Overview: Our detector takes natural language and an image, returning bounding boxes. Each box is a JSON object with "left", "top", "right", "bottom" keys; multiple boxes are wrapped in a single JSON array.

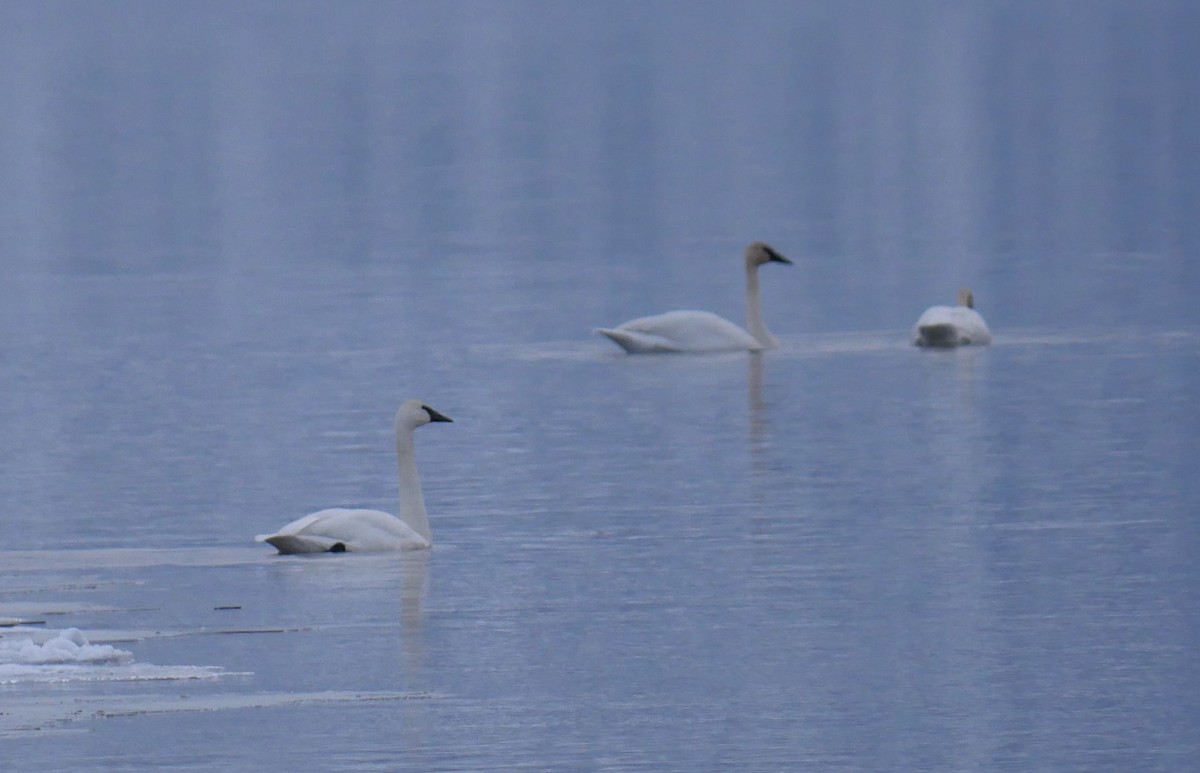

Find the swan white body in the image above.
[
  {"left": 596, "top": 310, "right": 762, "bottom": 353},
  {"left": 913, "top": 288, "right": 992, "bottom": 347},
  {"left": 596, "top": 241, "right": 792, "bottom": 353},
  {"left": 256, "top": 400, "right": 452, "bottom": 554}
]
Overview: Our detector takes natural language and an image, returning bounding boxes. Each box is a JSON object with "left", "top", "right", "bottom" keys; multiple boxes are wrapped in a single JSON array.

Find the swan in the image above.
[
  {"left": 913, "top": 288, "right": 992, "bottom": 347},
  {"left": 595, "top": 241, "right": 792, "bottom": 353},
  {"left": 256, "top": 400, "right": 452, "bottom": 554}
]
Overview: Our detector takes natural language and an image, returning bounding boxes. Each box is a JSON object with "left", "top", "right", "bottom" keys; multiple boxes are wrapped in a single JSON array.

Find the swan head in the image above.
[
  {"left": 396, "top": 399, "right": 454, "bottom": 431},
  {"left": 956, "top": 287, "right": 975, "bottom": 309},
  {"left": 744, "top": 241, "right": 793, "bottom": 269}
]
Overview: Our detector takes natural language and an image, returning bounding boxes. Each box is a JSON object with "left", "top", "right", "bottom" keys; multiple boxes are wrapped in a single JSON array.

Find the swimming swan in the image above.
[
  {"left": 913, "top": 288, "right": 992, "bottom": 347},
  {"left": 595, "top": 241, "right": 793, "bottom": 353},
  {"left": 256, "top": 400, "right": 452, "bottom": 554}
]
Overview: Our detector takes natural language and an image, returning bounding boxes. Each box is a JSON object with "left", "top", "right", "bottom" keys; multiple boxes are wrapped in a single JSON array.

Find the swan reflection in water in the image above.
[
  {"left": 748, "top": 351, "right": 769, "bottom": 481},
  {"left": 400, "top": 549, "right": 429, "bottom": 671}
]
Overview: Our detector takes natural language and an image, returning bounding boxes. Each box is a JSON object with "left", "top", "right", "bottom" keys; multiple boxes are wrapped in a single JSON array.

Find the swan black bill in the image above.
[
  {"left": 422, "top": 405, "right": 453, "bottom": 423},
  {"left": 766, "top": 247, "right": 793, "bottom": 265}
]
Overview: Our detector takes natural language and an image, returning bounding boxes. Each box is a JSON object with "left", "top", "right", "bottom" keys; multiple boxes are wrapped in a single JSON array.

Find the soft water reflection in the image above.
[
  {"left": 747, "top": 351, "right": 767, "bottom": 473},
  {"left": 400, "top": 550, "right": 429, "bottom": 671}
]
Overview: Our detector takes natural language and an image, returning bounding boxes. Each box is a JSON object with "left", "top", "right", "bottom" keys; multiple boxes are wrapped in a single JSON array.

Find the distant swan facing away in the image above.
[
  {"left": 595, "top": 241, "right": 793, "bottom": 353},
  {"left": 256, "top": 400, "right": 452, "bottom": 554},
  {"left": 913, "top": 288, "right": 992, "bottom": 347}
]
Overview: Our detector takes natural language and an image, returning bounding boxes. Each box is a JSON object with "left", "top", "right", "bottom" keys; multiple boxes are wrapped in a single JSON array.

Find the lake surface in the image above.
[{"left": 1, "top": 1, "right": 1198, "bottom": 770}]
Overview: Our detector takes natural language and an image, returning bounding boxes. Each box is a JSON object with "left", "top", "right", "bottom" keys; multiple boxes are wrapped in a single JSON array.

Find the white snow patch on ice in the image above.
[
  {"left": 0, "top": 628, "right": 233, "bottom": 685},
  {"left": 0, "top": 628, "right": 131, "bottom": 666}
]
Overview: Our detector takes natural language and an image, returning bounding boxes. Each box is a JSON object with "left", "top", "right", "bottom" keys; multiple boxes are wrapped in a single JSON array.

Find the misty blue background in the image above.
[{"left": 1, "top": 1, "right": 1197, "bottom": 770}]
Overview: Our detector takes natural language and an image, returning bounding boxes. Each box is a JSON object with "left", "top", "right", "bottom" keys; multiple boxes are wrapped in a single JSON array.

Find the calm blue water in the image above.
[{"left": 1, "top": 1, "right": 1198, "bottom": 770}]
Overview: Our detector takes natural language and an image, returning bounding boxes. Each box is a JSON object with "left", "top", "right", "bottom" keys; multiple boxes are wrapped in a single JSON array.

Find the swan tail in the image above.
[
  {"left": 257, "top": 533, "right": 346, "bottom": 554},
  {"left": 915, "top": 323, "right": 961, "bottom": 347},
  {"left": 594, "top": 327, "right": 676, "bottom": 354}
]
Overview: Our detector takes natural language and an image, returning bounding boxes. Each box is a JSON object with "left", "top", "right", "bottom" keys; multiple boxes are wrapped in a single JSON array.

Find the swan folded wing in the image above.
[
  {"left": 258, "top": 508, "right": 429, "bottom": 553},
  {"left": 951, "top": 307, "right": 991, "bottom": 345},
  {"left": 599, "top": 311, "right": 762, "bottom": 353},
  {"left": 594, "top": 327, "right": 680, "bottom": 353},
  {"left": 915, "top": 322, "right": 962, "bottom": 347},
  {"left": 913, "top": 306, "right": 960, "bottom": 346},
  {"left": 257, "top": 533, "right": 344, "bottom": 554}
]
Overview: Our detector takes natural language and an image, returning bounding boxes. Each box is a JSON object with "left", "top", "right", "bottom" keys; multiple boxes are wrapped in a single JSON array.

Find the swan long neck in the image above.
[
  {"left": 745, "top": 261, "right": 777, "bottom": 348},
  {"left": 395, "top": 425, "right": 431, "bottom": 542}
]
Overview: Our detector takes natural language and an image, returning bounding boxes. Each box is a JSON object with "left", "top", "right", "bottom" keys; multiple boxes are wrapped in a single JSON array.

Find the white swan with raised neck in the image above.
[
  {"left": 256, "top": 399, "right": 452, "bottom": 554},
  {"left": 595, "top": 241, "right": 793, "bottom": 353}
]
